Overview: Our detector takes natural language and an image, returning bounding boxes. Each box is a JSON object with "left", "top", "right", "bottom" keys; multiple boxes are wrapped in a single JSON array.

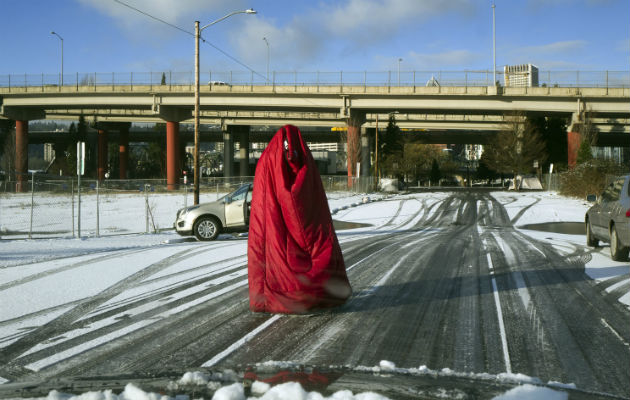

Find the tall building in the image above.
[
  {"left": 44, "top": 143, "right": 55, "bottom": 162},
  {"left": 504, "top": 64, "right": 539, "bottom": 87}
]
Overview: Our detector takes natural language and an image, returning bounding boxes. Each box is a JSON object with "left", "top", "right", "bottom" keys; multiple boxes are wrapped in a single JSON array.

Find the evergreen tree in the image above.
[
  {"left": 381, "top": 114, "right": 403, "bottom": 157},
  {"left": 576, "top": 140, "right": 593, "bottom": 164},
  {"left": 430, "top": 159, "right": 441, "bottom": 185}
]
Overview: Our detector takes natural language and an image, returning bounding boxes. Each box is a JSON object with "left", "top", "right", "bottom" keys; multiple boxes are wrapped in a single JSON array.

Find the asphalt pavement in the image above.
[{"left": 1, "top": 191, "right": 628, "bottom": 398}]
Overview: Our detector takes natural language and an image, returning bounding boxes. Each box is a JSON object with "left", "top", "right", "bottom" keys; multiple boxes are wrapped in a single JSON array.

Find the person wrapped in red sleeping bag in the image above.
[{"left": 247, "top": 124, "right": 352, "bottom": 314}]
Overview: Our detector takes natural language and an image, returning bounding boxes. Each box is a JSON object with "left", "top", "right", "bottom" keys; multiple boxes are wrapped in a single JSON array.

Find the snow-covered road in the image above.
[{"left": 0, "top": 190, "right": 628, "bottom": 398}]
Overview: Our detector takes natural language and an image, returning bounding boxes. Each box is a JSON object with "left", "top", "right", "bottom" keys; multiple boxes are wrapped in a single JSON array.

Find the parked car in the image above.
[
  {"left": 585, "top": 175, "right": 630, "bottom": 261},
  {"left": 208, "top": 80, "right": 230, "bottom": 86},
  {"left": 174, "top": 183, "right": 252, "bottom": 241}
]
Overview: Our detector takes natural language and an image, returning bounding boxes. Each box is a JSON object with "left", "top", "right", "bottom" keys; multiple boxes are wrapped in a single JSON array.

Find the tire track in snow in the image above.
[{"left": 0, "top": 242, "right": 246, "bottom": 371}]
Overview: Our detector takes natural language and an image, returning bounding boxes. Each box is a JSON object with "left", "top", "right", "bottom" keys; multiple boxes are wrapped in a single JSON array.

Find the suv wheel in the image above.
[
  {"left": 194, "top": 217, "right": 220, "bottom": 241},
  {"left": 586, "top": 220, "right": 598, "bottom": 247},
  {"left": 610, "top": 225, "right": 629, "bottom": 261}
]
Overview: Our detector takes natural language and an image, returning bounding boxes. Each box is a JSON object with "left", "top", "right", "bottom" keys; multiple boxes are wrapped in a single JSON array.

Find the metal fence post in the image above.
[
  {"left": 576, "top": 71, "right": 579, "bottom": 87},
  {"left": 77, "top": 170, "right": 82, "bottom": 238},
  {"left": 363, "top": 70, "right": 366, "bottom": 92},
  {"left": 71, "top": 179, "right": 75, "bottom": 237},
  {"left": 96, "top": 180, "right": 100, "bottom": 237},
  {"left": 413, "top": 71, "right": 416, "bottom": 92},
  {"left": 29, "top": 173, "right": 35, "bottom": 239},
  {"left": 145, "top": 184, "right": 150, "bottom": 234}
]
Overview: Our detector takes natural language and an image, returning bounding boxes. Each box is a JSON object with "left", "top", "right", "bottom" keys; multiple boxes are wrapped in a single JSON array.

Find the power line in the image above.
[
  {"left": 112, "top": 0, "right": 193, "bottom": 36},
  {"left": 110, "top": 0, "right": 265, "bottom": 80}
]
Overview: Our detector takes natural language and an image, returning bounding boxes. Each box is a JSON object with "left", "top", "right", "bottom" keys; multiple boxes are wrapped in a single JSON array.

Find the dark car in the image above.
[{"left": 585, "top": 175, "right": 630, "bottom": 261}]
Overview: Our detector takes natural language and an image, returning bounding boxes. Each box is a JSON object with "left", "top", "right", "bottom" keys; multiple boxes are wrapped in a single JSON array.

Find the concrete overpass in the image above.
[{"left": 1, "top": 82, "right": 628, "bottom": 190}]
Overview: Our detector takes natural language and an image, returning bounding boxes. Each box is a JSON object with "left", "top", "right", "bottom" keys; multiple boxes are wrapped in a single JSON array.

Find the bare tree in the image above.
[{"left": 482, "top": 112, "right": 548, "bottom": 185}]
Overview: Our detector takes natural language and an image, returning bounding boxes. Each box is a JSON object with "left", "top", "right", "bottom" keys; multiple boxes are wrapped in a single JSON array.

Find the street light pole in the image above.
[
  {"left": 193, "top": 9, "right": 256, "bottom": 205},
  {"left": 51, "top": 31, "right": 63, "bottom": 86},
  {"left": 492, "top": 2, "right": 496, "bottom": 86},
  {"left": 397, "top": 58, "right": 403, "bottom": 86},
  {"left": 194, "top": 21, "right": 200, "bottom": 205},
  {"left": 263, "top": 37, "right": 270, "bottom": 84}
]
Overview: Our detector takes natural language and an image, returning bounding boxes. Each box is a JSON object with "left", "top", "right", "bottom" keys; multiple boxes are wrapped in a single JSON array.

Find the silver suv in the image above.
[
  {"left": 585, "top": 175, "right": 630, "bottom": 261},
  {"left": 174, "top": 183, "right": 252, "bottom": 241}
]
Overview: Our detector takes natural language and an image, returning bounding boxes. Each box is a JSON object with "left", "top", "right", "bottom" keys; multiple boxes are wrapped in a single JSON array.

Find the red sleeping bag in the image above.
[{"left": 247, "top": 125, "right": 352, "bottom": 313}]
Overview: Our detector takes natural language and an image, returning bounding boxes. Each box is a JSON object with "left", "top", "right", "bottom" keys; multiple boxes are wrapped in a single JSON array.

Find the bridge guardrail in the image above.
[{"left": 0, "top": 70, "right": 628, "bottom": 91}]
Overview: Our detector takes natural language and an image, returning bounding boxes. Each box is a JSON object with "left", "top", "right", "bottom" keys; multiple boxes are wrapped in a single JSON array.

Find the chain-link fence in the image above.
[
  {"left": 1, "top": 70, "right": 628, "bottom": 90},
  {"left": 0, "top": 175, "right": 375, "bottom": 239},
  {"left": 542, "top": 173, "right": 561, "bottom": 192}
]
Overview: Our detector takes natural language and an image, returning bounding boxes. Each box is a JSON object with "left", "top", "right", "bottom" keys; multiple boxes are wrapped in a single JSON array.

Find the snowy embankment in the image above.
[
  {"left": 492, "top": 191, "right": 630, "bottom": 308},
  {"left": 28, "top": 363, "right": 573, "bottom": 400}
]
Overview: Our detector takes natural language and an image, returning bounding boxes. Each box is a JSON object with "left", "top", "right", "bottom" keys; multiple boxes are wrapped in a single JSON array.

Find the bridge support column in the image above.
[
  {"left": 97, "top": 129, "right": 108, "bottom": 181},
  {"left": 346, "top": 112, "right": 366, "bottom": 188},
  {"left": 567, "top": 131, "right": 581, "bottom": 169},
  {"left": 238, "top": 126, "right": 250, "bottom": 177},
  {"left": 119, "top": 125, "right": 129, "bottom": 179},
  {"left": 223, "top": 125, "right": 234, "bottom": 178},
  {"left": 166, "top": 121, "right": 180, "bottom": 190},
  {"left": 567, "top": 112, "right": 583, "bottom": 169},
  {"left": 15, "top": 120, "right": 28, "bottom": 192},
  {"left": 2, "top": 108, "right": 44, "bottom": 192}
]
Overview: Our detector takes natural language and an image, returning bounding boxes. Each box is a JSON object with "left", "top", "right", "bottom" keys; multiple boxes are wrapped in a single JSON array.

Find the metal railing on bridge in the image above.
[{"left": 0, "top": 70, "right": 628, "bottom": 91}]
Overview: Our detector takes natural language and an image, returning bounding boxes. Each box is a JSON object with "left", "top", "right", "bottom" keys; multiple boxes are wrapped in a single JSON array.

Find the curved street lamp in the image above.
[
  {"left": 194, "top": 9, "right": 257, "bottom": 205},
  {"left": 51, "top": 31, "right": 64, "bottom": 86}
]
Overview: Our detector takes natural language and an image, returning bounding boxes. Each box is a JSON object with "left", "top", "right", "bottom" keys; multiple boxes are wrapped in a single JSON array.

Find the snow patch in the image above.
[
  {"left": 44, "top": 383, "right": 174, "bottom": 400},
  {"left": 378, "top": 360, "right": 395, "bottom": 371},
  {"left": 547, "top": 381, "right": 577, "bottom": 390},
  {"left": 491, "top": 384, "right": 567, "bottom": 400},
  {"left": 251, "top": 381, "right": 271, "bottom": 396},
  {"left": 497, "top": 373, "right": 542, "bottom": 385},
  {"left": 178, "top": 371, "right": 209, "bottom": 386}
]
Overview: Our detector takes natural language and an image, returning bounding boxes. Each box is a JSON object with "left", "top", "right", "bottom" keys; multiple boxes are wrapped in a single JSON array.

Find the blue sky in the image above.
[{"left": 0, "top": 0, "right": 628, "bottom": 76}]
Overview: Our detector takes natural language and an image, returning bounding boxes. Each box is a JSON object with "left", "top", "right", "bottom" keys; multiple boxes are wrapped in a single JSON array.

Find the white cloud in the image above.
[
  {"left": 519, "top": 40, "right": 588, "bottom": 55},
  {"left": 228, "top": 0, "right": 475, "bottom": 70},
  {"left": 402, "top": 50, "right": 481, "bottom": 69},
  {"left": 77, "top": 0, "right": 245, "bottom": 40},
  {"left": 319, "top": 0, "right": 473, "bottom": 41},
  {"left": 503, "top": 40, "right": 590, "bottom": 69},
  {"left": 228, "top": 17, "right": 323, "bottom": 71}
]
